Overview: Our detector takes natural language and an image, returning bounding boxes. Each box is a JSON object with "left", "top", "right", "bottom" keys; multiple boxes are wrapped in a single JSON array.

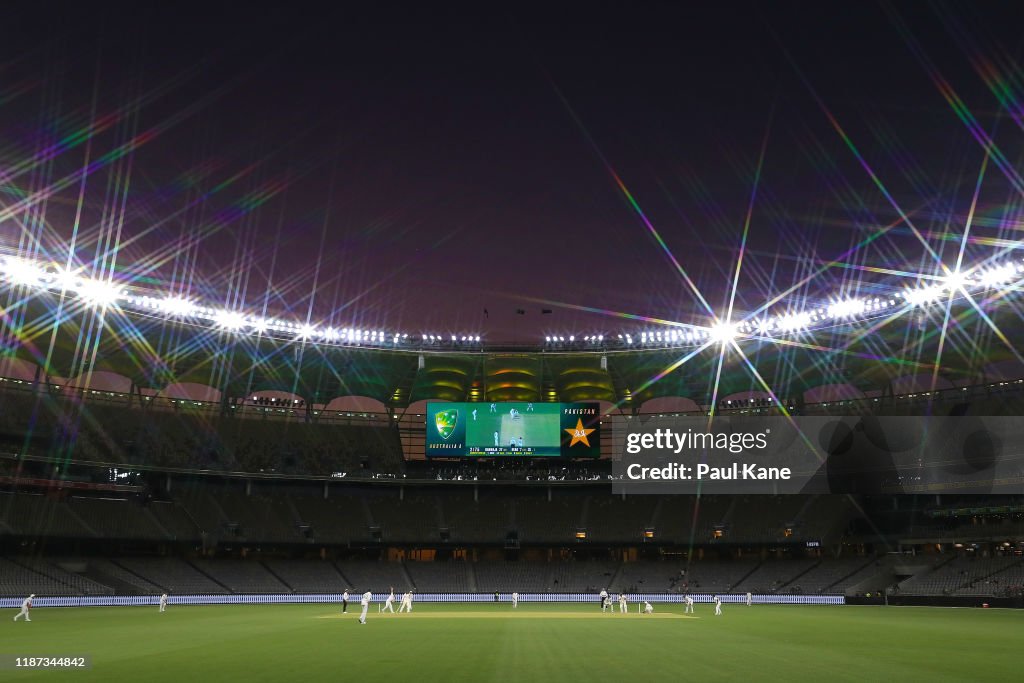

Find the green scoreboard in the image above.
[{"left": 425, "top": 402, "right": 601, "bottom": 458}]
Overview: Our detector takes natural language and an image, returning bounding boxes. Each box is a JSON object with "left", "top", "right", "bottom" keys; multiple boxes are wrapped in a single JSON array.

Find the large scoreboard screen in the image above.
[{"left": 425, "top": 402, "right": 600, "bottom": 458}]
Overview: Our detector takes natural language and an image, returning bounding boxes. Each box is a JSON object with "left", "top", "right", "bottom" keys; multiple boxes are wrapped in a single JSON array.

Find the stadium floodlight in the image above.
[
  {"left": 709, "top": 321, "right": 738, "bottom": 344},
  {"left": 827, "top": 298, "right": 866, "bottom": 319},
  {"left": 941, "top": 270, "right": 971, "bottom": 292},
  {"left": 298, "top": 324, "right": 318, "bottom": 339},
  {"left": 2, "top": 257, "right": 47, "bottom": 286},
  {"left": 978, "top": 264, "right": 1018, "bottom": 289},
  {"left": 250, "top": 317, "right": 269, "bottom": 333},
  {"left": 213, "top": 310, "right": 247, "bottom": 330},
  {"left": 903, "top": 285, "right": 944, "bottom": 307},
  {"left": 74, "top": 277, "right": 123, "bottom": 308},
  {"left": 160, "top": 296, "right": 197, "bottom": 317},
  {"left": 776, "top": 312, "right": 813, "bottom": 332}
]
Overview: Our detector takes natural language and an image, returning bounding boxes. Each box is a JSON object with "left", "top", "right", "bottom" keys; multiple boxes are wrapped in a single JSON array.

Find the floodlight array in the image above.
[
  {"left": 4, "top": 252, "right": 1022, "bottom": 352},
  {"left": 0, "top": 255, "right": 482, "bottom": 349},
  {"left": 545, "top": 259, "right": 1024, "bottom": 349}
]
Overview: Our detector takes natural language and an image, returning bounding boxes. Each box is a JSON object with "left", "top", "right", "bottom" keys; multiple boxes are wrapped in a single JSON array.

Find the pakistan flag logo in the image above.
[{"left": 435, "top": 409, "right": 458, "bottom": 440}]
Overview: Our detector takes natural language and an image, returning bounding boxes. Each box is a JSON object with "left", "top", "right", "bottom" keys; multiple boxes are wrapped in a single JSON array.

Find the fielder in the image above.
[
  {"left": 342, "top": 590, "right": 349, "bottom": 613},
  {"left": 382, "top": 588, "right": 395, "bottom": 613},
  {"left": 359, "top": 591, "right": 371, "bottom": 624},
  {"left": 618, "top": 593, "right": 628, "bottom": 613},
  {"left": 643, "top": 601, "right": 654, "bottom": 614},
  {"left": 13, "top": 594, "right": 34, "bottom": 622},
  {"left": 159, "top": 593, "right": 168, "bottom": 613},
  {"left": 684, "top": 595, "right": 694, "bottom": 614},
  {"left": 512, "top": 592, "right": 519, "bottom": 608},
  {"left": 746, "top": 592, "right": 752, "bottom": 607},
  {"left": 714, "top": 596, "right": 722, "bottom": 616},
  {"left": 599, "top": 588, "right": 608, "bottom": 611}
]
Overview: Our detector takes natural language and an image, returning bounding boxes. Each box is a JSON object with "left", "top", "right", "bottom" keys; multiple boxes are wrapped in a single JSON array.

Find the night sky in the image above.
[{"left": 3, "top": 1, "right": 1024, "bottom": 340}]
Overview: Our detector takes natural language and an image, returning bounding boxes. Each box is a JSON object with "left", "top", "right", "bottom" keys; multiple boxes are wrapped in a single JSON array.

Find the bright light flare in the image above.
[
  {"left": 2, "top": 257, "right": 46, "bottom": 286},
  {"left": 709, "top": 322, "right": 738, "bottom": 344},
  {"left": 904, "top": 285, "right": 944, "bottom": 307},
  {"left": 74, "top": 277, "right": 123, "bottom": 308},
  {"left": 941, "top": 271, "right": 971, "bottom": 292},
  {"left": 978, "top": 264, "right": 1020, "bottom": 289},
  {"left": 776, "top": 312, "right": 813, "bottom": 332},
  {"left": 827, "top": 298, "right": 866, "bottom": 319},
  {"left": 213, "top": 310, "right": 247, "bottom": 330},
  {"left": 159, "top": 297, "right": 197, "bottom": 317}
]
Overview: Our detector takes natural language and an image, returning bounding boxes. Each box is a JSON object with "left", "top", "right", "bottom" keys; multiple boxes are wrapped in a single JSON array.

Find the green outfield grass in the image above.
[{"left": 2, "top": 602, "right": 1020, "bottom": 682}]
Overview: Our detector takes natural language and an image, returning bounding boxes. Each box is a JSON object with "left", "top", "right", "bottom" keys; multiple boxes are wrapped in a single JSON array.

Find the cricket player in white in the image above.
[
  {"left": 599, "top": 589, "right": 608, "bottom": 611},
  {"left": 383, "top": 588, "right": 395, "bottom": 613},
  {"left": 746, "top": 592, "right": 752, "bottom": 607},
  {"left": 342, "top": 590, "right": 349, "bottom": 613},
  {"left": 643, "top": 601, "right": 654, "bottom": 614},
  {"left": 512, "top": 592, "right": 518, "bottom": 608},
  {"left": 714, "top": 596, "right": 722, "bottom": 616},
  {"left": 397, "top": 592, "right": 411, "bottom": 613},
  {"left": 159, "top": 593, "right": 168, "bottom": 613},
  {"left": 13, "top": 594, "right": 34, "bottom": 621},
  {"left": 359, "top": 591, "right": 371, "bottom": 624},
  {"left": 472, "top": 409, "right": 477, "bottom": 421},
  {"left": 490, "top": 403, "right": 496, "bottom": 412},
  {"left": 618, "top": 593, "right": 628, "bottom": 613},
  {"left": 684, "top": 596, "right": 694, "bottom": 614},
  {"left": 494, "top": 431, "right": 499, "bottom": 447}
]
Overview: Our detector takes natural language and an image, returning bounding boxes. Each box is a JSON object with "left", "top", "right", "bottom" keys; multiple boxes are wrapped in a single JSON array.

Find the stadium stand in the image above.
[
  {"left": 548, "top": 560, "right": 620, "bottom": 593},
  {"left": 405, "top": 560, "right": 473, "bottom": 592},
  {"left": 0, "top": 492, "right": 93, "bottom": 537},
  {"left": 261, "top": 560, "right": 346, "bottom": 593},
  {"left": 0, "top": 557, "right": 83, "bottom": 597},
  {"left": 115, "top": 558, "right": 226, "bottom": 594},
  {"left": 287, "top": 491, "right": 373, "bottom": 544},
  {"left": 678, "top": 560, "right": 760, "bottom": 594},
  {"left": 438, "top": 491, "right": 513, "bottom": 543},
  {"left": 364, "top": 490, "right": 442, "bottom": 543},
  {"left": 65, "top": 496, "right": 167, "bottom": 539},
  {"left": 899, "top": 555, "right": 1021, "bottom": 596},
  {"left": 473, "top": 561, "right": 552, "bottom": 593},
  {"left": 781, "top": 556, "right": 877, "bottom": 594},
  {"left": 732, "top": 559, "right": 820, "bottom": 594},
  {"left": 334, "top": 560, "right": 412, "bottom": 593},
  {"left": 12, "top": 558, "right": 113, "bottom": 595},
  {"left": 189, "top": 560, "right": 291, "bottom": 594}
]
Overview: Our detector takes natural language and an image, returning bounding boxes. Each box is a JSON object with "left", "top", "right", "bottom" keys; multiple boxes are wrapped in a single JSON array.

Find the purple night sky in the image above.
[{"left": 3, "top": 2, "right": 1024, "bottom": 341}]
